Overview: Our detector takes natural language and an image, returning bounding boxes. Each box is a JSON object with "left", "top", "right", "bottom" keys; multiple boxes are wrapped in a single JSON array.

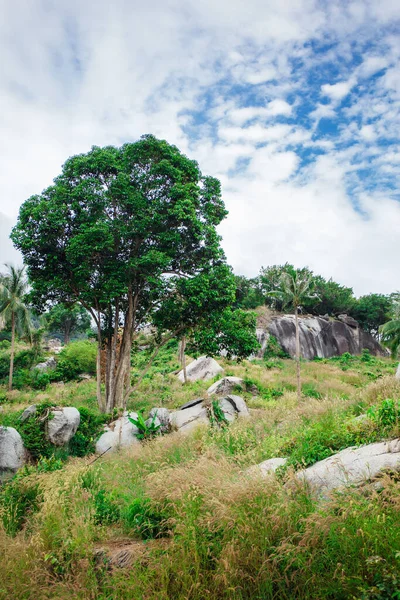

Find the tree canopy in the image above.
[{"left": 11, "top": 135, "right": 235, "bottom": 411}]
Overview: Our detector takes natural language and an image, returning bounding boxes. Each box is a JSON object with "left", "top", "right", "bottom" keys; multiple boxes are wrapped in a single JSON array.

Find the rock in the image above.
[
  {"left": 177, "top": 356, "right": 223, "bottom": 382},
  {"left": 207, "top": 377, "right": 245, "bottom": 396},
  {"left": 46, "top": 407, "right": 80, "bottom": 446},
  {"left": 43, "top": 338, "right": 62, "bottom": 353},
  {"left": 149, "top": 408, "right": 170, "bottom": 433},
  {"left": 19, "top": 404, "right": 37, "bottom": 422},
  {"left": 34, "top": 357, "right": 57, "bottom": 371},
  {"left": 266, "top": 315, "right": 385, "bottom": 360},
  {"left": 338, "top": 314, "right": 358, "bottom": 328},
  {"left": 95, "top": 412, "right": 140, "bottom": 454},
  {"left": 223, "top": 395, "right": 250, "bottom": 418},
  {"left": 0, "top": 427, "right": 25, "bottom": 480},
  {"left": 396, "top": 363, "right": 400, "bottom": 380},
  {"left": 256, "top": 328, "right": 269, "bottom": 358},
  {"left": 78, "top": 373, "right": 92, "bottom": 380},
  {"left": 246, "top": 457, "right": 288, "bottom": 477},
  {"left": 179, "top": 398, "right": 204, "bottom": 410},
  {"left": 170, "top": 402, "right": 209, "bottom": 432},
  {"left": 218, "top": 398, "right": 236, "bottom": 423},
  {"left": 297, "top": 439, "right": 400, "bottom": 493}
]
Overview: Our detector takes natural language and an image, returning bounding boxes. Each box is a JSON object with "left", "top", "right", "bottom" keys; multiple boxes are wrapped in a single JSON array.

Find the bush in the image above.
[
  {"left": 122, "top": 497, "right": 167, "bottom": 539},
  {"left": 0, "top": 475, "right": 42, "bottom": 536},
  {"left": 68, "top": 407, "right": 109, "bottom": 457},
  {"left": 53, "top": 340, "right": 97, "bottom": 381}
]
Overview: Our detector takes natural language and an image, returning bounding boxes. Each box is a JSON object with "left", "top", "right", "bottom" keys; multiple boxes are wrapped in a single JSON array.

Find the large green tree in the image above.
[
  {"left": 12, "top": 135, "right": 230, "bottom": 412},
  {"left": 0, "top": 265, "right": 32, "bottom": 391},
  {"left": 352, "top": 293, "right": 391, "bottom": 337}
]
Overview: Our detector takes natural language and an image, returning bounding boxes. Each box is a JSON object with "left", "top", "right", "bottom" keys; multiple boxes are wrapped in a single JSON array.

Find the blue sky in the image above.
[{"left": 1, "top": 0, "right": 400, "bottom": 295}]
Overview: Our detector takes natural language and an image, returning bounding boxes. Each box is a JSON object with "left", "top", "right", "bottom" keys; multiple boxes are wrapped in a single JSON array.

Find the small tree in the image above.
[
  {"left": 0, "top": 265, "right": 31, "bottom": 391},
  {"left": 379, "top": 318, "right": 400, "bottom": 359},
  {"left": 269, "top": 268, "right": 317, "bottom": 402},
  {"left": 45, "top": 303, "right": 91, "bottom": 344}
]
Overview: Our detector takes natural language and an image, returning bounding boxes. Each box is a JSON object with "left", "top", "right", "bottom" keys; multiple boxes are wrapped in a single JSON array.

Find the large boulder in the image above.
[
  {"left": 222, "top": 394, "right": 249, "bottom": 418},
  {"left": 177, "top": 356, "right": 223, "bottom": 382},
  {"left": 170, "top": 402, "right": 209, "bottom": 432},
  {"left": 207, "top": 377, "right": 245, "bottom": 396},
  {"left": 297, "top": 439, "right": 400, "bottom": 493},
  {"left": 19, "top": 404, "right": 37, "bottom": 422},
  {"left": 95, "top": 412, "right": 140, "bottom": 454},
  {"left": 0, "top": 427, "right": 26, "bottom": 480},
  {"left": 46, "top": 407, "right": 80, "bottom": 446},
  {"left": 266, "top": 315, "right": 385, "bottom": 360},
  {"left": 396, "top": 363, "right": 400, "bottom": 380}
]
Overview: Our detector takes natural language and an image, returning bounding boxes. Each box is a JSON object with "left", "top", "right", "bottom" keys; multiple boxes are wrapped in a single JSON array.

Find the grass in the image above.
[{"left": 0, "top": 342, "right": 399, "bottom": 599}]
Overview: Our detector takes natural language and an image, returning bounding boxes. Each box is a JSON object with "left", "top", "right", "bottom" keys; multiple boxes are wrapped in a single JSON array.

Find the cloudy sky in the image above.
[{"left": 1, "top": 0, "right": 400, "bottom": 296}]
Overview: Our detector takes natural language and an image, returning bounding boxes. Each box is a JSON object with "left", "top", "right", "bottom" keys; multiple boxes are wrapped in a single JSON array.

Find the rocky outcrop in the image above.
[
  {"left": 95, "top": 412, "right": 141, "bottom": 454},
  {"left": 264, "top": 315, "right": 385, "bottom": 360},
  {"left": 177, "top": 356, "right": 223, "bottom": 382},
  {"left": 148, "top": 408, "right": 170, "bottom": 433},
  {"left": 0, "top": 427, "right": 26, "bottom": 480},
  {"left": 171, "top": 395, "right": 249, "bottom": 432},
  {"left": 297, "top": 439, "right": 400, "bottom": 493},
  {"left": 46, "top": 407, "right": 80, "bottom": 446},
  {"left": 34, "top": 357, "right": 57, "bottom": 371}
]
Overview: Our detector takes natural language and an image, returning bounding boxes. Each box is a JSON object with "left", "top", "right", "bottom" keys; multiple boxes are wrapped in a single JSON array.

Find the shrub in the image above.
[
  {"left": 53, "top": 340, "right": 97, "bottom": 381},
  {"left": 264, "top": 335, "right": 289, "bottom": 359},
  {"left": 68, "top": 407, "right": 109, "bottom": 457},
  {"left": 122, "top": 497, "right": 167, "bottom": 539},
  {"left": 0, "top": 475, "right": 42, "bottom": 536}
]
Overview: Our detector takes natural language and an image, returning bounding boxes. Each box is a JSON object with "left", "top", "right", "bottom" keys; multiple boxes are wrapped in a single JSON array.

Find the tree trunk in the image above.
[
  {"left": 96, "top": 322, "right": 105, "bottom": 413},
  {"left": 8, "top": 311, "right": 15, "bottom": 392},
  {"left": 181, "top": 335, "right": 187, "bottom": 384},
  {"left": 294, "top": 306, "right": 301, "bottom": 402},
  {"left": 112, "top": 291, "right": 134, "bottom": 411}
]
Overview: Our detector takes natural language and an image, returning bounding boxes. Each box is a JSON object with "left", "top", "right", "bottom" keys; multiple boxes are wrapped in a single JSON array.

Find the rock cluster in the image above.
[
  {"left": 0, "top": 427, "right": 25, "bottom": 482},
  {"left": 177, "top": 356, "right": 223, "bottom": 382}
]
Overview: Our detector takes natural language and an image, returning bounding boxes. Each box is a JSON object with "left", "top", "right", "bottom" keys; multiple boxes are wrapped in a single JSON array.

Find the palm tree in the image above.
[
  {"left": 0, "top": 265, "right": 31, "bottom": 391},
  {"left": 379, "top": 319, "right": 400, "bottom": 359},
  {"left": 269, "top": 269, "right": 317, "bottom": 402}
]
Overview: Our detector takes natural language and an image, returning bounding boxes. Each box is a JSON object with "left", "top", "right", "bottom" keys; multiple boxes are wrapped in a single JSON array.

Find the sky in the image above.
[{"left": 1, "top": 0, "right": 400, "bottom": 297}]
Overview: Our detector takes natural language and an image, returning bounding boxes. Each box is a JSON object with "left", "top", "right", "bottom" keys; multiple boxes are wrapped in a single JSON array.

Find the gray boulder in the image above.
[
  {"left": 149, "top": 408, "right": 170, "bottom": 433},
  {"left": 338, "top": 314, "right": 358, "bottom": 328},
  {"left": 177, "top": 356, "right": 223, "bottom": 382},
  {"left": 34, "top": 357, "right": 57, "bottom": 371},
  {"left": 224, "top": 394, "right": 249, "bottom": 417},
  {"left": 218, "top": 398, "right": 236, "bottom": 423},
  {"left": 207, "top": 377, "right": 245, "bottom": 396},
  {"left": 47, "top": 407, "right": 80, "bottom": 446},
  {"left": 396, "top": 363, "right": 400, "bottom": 380},
  {"left": 0, "top": 427, "right": 26, "bottom": 480},
  {"left": 179, "top": 398, "right": 204, "bottom": 410},
  {"left": 95, "top": 412, "right": 140, "bottom": 454},
  {"left": 170, "top": 402, "right": 209, "bottom": 432},
  {"left": 297, "top": 439, "right": 400, "bottom": 493},
  {"left": 19, "top": 404, "right": 37, "bottom": 422},
  {"left": 246, "top": 457, "right": 288, "bottom": 477}
]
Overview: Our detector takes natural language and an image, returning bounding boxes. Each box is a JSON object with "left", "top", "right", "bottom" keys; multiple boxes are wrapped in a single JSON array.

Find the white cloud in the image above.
[{"left": 321, "top": 79, "right": 355, "bottom": 101}]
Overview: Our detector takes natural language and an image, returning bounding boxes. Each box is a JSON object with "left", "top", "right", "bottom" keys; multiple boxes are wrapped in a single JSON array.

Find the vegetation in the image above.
[
  {"left": 45, "top": 304, "right": 91, "bottom": 344},
  {"left": 0, "top": 265, "right": 32, "bottom": 391}
]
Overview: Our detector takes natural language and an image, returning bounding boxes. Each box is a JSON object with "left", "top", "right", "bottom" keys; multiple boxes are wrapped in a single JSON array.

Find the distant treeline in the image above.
[{"left": 234, "top": 263, "right": 399, "bottom": 336}]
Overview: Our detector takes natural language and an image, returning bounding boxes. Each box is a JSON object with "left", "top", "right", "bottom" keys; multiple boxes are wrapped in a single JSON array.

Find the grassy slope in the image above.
[{"left": 0, "top": 345, "right": 400, "bottom": 599}]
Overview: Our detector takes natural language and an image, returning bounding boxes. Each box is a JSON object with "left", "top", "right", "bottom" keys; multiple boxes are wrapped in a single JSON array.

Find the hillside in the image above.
[{"left": 1, "top": 340, "right": 400, "bottom": 599}]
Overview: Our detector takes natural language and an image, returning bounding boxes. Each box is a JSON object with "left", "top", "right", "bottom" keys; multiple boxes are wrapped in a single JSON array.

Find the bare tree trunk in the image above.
[
  {"left": 96, "top": 320, "right": 105, "bottom": 413},
  {"left": 8, "top": 311, "right": 15, "bottom": 392},
  {"left": 294, "top": 306, "right": 301, "bottom": 402},
  {"left": 181, "top": 335, "right": 187, "bottom": 384},
  {"left": 112, "top": 291, "right": 134, "bottom": 411}
]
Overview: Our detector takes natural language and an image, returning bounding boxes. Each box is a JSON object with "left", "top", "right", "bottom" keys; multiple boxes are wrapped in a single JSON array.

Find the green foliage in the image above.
[
  {"left": 68, "top": 406, "right": 109, "bottom": 457},
  {"left": 128, "top": 411, "right": 161, "bottom": 440},
  {"left": 367, "top": 398, "right": 400, "bottom": 428},
  {"left": 122, "top": 497, "right": 167, "bottom": 540},
  {"left": 92, "top": 489, "right": 121, "bottom": 525},
  {"left": 208, "top": 399, "right": 229, "bottom": 427},
  {"left": 380, "top": 317, "right": 400, "bottom": 358},
  {"left": 301, "top": 382, "right": 322, "bottom": 399},
  {"left": 233, "top": 274, "right": 264, "bottom": 309},
  {"left": 0, "top": 348, "right": 43, "bottom": 381},
  {"left": 264, "top": 334, "right": 289, "bottom": 359},
  {"left": 45, "top": 303, "right": 91, "bottom": 344},
  {"left": 54, "top": 340, "right": 97, "bottom": 381},
  {"left": 353, "top": 294, "right": 392, "bottom": 334},
  {"left": 15, "top": 402, "right": 55, "bottom": 460},
  {"left": 0, "top": 475, "right": 41, "bottom": 536}
]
